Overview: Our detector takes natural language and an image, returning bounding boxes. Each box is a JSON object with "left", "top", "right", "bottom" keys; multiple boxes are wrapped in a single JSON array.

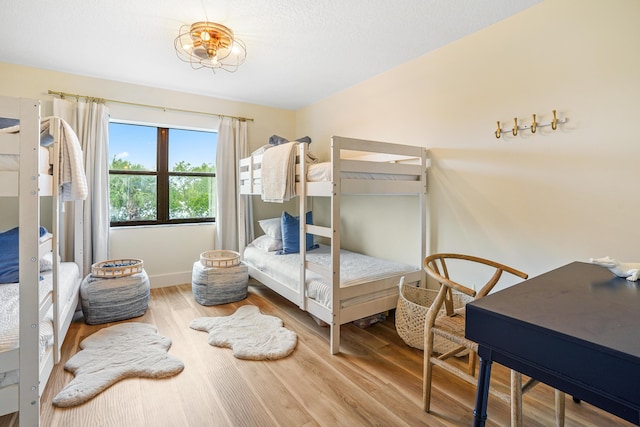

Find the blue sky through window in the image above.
[{"left": 109, "top": 122, "right": 217, "bottom": 171}]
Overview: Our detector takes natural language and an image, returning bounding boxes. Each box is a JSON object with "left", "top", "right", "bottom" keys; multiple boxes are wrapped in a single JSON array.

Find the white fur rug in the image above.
[
  {"left": 53, "top": 322, "right": 184, "bottom": 407},
  {"left": 190, "top": 305, "right": 297, "bottom": 360}
]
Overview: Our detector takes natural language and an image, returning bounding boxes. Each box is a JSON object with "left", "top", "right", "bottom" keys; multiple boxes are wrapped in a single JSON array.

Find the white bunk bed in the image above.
[
  {"left": 0, "top": 97, "right": 85, "bottom": 425},
  {"left": 239, "top": 136, "right": 428, "bottom": 354}
]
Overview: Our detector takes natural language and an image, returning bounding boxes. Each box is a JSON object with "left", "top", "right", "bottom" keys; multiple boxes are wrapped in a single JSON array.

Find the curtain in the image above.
[
  {"left": 53, "top": 98, "right": 110, "bottom": 274},
  {"left": 215, "top": 117, "right": 253, "bottom": 251}
]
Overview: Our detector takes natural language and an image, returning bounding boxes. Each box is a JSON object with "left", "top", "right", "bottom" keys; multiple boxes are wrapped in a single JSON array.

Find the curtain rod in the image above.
[{"left": 47, "top": 90, "right": 254, "bottom": 122}]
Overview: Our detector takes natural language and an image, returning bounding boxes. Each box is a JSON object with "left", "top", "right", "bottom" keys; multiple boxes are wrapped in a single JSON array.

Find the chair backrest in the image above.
[{"left": 423, "top": 253, "right": 528, "bottom": 319}]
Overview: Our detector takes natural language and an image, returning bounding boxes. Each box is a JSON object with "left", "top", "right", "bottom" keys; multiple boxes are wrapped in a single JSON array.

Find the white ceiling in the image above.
[{"left": 0, "top": 1, "right": 540, "bottom": 110}]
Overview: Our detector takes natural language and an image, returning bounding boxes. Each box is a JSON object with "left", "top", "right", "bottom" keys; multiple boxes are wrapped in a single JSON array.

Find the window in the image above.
[{"left": 109, "top": 122, "right": 217, "bottom": 226}]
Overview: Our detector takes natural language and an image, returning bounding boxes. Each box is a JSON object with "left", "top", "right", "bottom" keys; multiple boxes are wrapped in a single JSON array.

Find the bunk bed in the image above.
[
  {"left": 239, "top": 136, "right": 428, "bottom": 354},
  {"left": 0, "top": 97, "right": 85, "bottom": 425}
]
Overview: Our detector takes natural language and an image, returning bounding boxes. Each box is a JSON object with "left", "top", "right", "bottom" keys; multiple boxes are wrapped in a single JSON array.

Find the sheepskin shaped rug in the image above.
[
  {"left": 190, "top": 305, "right": 297, "bottom": 360},
  {"left": 53, "top": 322, "right": 184, "bottom": 407}
]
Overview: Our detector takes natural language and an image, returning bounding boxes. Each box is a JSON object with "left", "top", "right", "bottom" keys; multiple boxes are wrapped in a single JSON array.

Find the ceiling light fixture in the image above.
[{"left": 174, "top": 21, "right": 247, "bottom": 73}]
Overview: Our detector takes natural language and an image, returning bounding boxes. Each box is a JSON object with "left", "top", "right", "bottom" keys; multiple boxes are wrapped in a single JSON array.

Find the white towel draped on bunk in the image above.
[
  {"left": 45, "top": 117, "right": 88, "bottom": 201},
  {"left": 261, "top": 141, "right": 297, "bottom": 202},
  {"left": 3, "top": 116, "right": 88, "bottom": 201}
]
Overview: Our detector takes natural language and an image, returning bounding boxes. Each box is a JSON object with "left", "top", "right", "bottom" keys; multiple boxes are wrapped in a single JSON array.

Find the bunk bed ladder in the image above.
[
  {"left": 420, "top": 147, "right": 428, "bottom": 287},
  {"left": 329, "top": 138, "right": 341, "bottom": 355},
  {"left": 51, "top": 120, "right": 61, "bottom": 364},
  {"left": 18, "top": 98, "right": 42, "bottom": 427},
  {"left": 297, "top": 141, "right": 343, "bottom": 354},
  {"left": 298, "top": 145, "right": 307, "bottom": 313}
]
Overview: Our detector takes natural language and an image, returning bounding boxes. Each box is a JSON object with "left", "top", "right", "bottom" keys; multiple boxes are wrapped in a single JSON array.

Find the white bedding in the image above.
[
  {"left": 0, "top": 146, "right": 50, "bottom": 174},
  {"left": 243, "top": 243, "right": 418, "bottom": 308},
  {"left": 0, "top": 262, "right": 80, "bottom": 354},
  {"left": 305, "top": 162, "right": 420, "bottom": 182},
  {"left": 0, "top": 262, "right": 79, "bottom": 389}
]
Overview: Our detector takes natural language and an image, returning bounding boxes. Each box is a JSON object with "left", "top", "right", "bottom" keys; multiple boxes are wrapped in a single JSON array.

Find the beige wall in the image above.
[
  {"left": 4, "top": 0, "right": 639, "bottom": 289},
  {"left": 296, "top": 0, "right": 640, "bottom": 289},
  {"left": 0, "top": 63, "right": 295, "bottom": 287}
]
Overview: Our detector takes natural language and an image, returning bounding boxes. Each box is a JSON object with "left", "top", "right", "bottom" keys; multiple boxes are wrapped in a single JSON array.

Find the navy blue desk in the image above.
[{"left": 466, "top": 261, "right": 640, "bottom": 426}]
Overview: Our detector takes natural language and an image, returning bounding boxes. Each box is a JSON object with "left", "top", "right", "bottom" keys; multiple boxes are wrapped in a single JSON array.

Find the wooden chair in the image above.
[{"left": 422, "top": 253, "right": 565, "bottom": 426}]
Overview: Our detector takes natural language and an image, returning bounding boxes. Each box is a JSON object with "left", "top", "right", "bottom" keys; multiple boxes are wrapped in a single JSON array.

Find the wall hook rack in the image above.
[
  {"left": 495, "top": 110, "right": 567, "bottom": 139},
  {"left": 531, "top": 114, "right": 537, "bottom": 133}
]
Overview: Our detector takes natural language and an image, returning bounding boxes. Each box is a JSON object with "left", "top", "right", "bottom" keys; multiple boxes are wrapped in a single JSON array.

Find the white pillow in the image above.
[
  {"left": 250, "top": 235, "right": 283, "bottom": 252},
  {"left": 258, "top": 217, "right": 282, "bottom": 240},
  {"left": 40, "top": 252, "right": 53, "bottom": 272}
]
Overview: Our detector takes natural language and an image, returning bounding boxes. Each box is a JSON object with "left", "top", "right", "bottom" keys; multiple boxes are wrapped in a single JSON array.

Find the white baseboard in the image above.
[{"left": 148, "top": 271, "right": 191, "bottom": 288}]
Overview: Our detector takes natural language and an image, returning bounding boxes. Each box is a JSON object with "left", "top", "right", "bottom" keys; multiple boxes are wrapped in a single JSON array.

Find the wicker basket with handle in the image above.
[
  {"left": 200, "top": 250, "right": 241, "bottom": 268},
  {"left": 395, "top": 278, "right": 472, "bottom": 353},
  {"left": 91, "top": 259, "right": 144, "bottom": 278}
]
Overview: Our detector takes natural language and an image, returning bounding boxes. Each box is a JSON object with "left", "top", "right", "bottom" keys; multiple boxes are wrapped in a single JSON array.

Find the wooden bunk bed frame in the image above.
[
  {"left": 0, "top": 97, "right": 83, "bottom": 425},
  {"left": 239, "top": 136, "right": 428, "bottom": 354}
]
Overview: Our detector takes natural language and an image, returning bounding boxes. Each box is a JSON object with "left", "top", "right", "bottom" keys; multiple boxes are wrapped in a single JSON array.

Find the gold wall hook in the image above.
[
  {"left": 512, "top": 118, "right": 518, "bottom": 136},
  {"left": 531, "top": 114, "right": 537, "bottom": 133},
  {"left": 495, "top": 121, "right": 501, "bottom": 139},
  {"left": 551, "top": 110, "right": 558, "bottom": 130}
]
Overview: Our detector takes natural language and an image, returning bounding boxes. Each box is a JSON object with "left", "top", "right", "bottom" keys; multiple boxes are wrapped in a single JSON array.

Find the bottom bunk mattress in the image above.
[
  {"left": 0, "top": 262, "right": 80, "bottom": 388},
  {"left": 243, "top": 243, "right": 419, "bottom": 308}
]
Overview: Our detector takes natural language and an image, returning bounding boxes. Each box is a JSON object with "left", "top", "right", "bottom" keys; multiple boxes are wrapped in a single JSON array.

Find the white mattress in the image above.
[
  {"left": 0, "top": 262, "right": 79, "bottom": 389},
  {"left": 0, "top": 146, "right": 51, "bottom": 174},
  {"left": 243, "top": 243, "right": 418, "bottom": 308},
  {"left": 305, "top": 162, "right": 419, "bottom": 182},
  {"left": 0, "top": 262, "right": 80, "bottom": 354}
]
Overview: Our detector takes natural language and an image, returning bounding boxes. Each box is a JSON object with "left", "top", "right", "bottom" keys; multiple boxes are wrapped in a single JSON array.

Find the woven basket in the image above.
[
  {"left": 91, "top": 259, "right": 143, "bottom": 278},
  {"left": 192, "top": 261, "right": 248, "bottom": 306},
  {"left": 395, "top": 280, "right": 473, "bottom": 353},
  {"left": 200, "top": 250, "right": 241, "bottom": 268}
]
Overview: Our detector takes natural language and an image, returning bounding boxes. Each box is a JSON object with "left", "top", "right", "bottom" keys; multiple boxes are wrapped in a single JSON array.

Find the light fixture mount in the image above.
[{"left": 174, "top": 21, "right": 246, "bottom": 73}]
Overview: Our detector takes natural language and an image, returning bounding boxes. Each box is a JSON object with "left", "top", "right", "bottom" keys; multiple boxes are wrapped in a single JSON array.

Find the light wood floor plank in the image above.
[{"left": 1, "top": 280, "right": 635, "bottom": 427}]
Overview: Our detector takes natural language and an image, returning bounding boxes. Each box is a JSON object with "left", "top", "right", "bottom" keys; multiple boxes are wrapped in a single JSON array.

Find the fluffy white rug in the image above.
[
  {"left": 190, "top": 305, "right": 297, "bottom": 360},
  {"left": 53, "top": 322, "right": 184, "bottom": 407}
]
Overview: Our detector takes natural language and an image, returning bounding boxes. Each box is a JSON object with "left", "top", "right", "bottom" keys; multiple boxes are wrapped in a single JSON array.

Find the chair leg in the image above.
[
  {"left": 467, "top": 350, "right": 477, "bottom": 376},
  {"left": 555, "top": 389, "right": 565, "bottom": 427},
  {"left": 510, "top": 370, "right": 523, "bottom": 427},
  {"left": 422, "top": 331, "right": 435, "bottom": 412},
  {"left": 510, "top": 372, "right": 565, "bottom": 427}
]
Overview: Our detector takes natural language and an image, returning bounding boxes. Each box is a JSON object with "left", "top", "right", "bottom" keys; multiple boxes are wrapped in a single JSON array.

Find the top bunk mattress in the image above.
[
  {"left": 0, "top": 262, "right": 80, "bottom": 354},
  {"left": 240, "top": 139, "right": 427, "bottom": 198},
  {"left": 305, "top": 161, "right": 420, "bottom": 182},
  {"left": 243, "top": 243, "right": 419, "bottom": 308}
]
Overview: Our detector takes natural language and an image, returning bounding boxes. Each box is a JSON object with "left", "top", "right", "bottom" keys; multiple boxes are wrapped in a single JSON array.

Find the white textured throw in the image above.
[
  {"left": 190, "top": 305, "right": 297, "bottom": 360},
  {"left": 261, "top": 141, "right": 297, "bottom": 202},
  {"left": 45, "top": 117, "right": 89, "bottom": 201},
  {"left": 53, "top": 323, "right": 184, "bottom": 407},
  {"left": 0, "top": 116, "right": 88, "bottom": 201}
]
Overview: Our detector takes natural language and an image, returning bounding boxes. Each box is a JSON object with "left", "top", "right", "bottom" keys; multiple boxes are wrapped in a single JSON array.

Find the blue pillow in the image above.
[
  {"left": 0, "top": 117, "right": 54, "bottom": 146},
  {"left": 279, "top": 211, "right": 318, "bottom": 254},
  {"left": 0, "top": 117, "right": 19, "bottom": 129},
  {"left": 40, "top": 132, "right": 54, "bottom": 146},
  {"left": 0, "top": 226, "right": 48, "bottom": 284}
]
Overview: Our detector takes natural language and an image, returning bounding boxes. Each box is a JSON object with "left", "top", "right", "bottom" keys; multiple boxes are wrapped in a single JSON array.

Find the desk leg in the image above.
[{"left": 473, "top": 350, "right": 493, "bottom": 427}]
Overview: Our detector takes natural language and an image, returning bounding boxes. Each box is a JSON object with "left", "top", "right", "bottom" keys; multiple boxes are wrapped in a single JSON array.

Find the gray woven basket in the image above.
[
  {"left": 192, "top": 261, "right": 248, "bottom": 306},
  {"left": 395, "top": 280, "right": 472, "bottom": 353},
  {"left": 80, "top": 269, "right": 150, "bottom": 325}
]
